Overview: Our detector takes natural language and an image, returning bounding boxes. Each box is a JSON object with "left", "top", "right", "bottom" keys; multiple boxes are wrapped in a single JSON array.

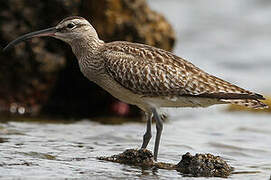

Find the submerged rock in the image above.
[{"left": 98, "top": 149, "right": 233, "bottom": 178}]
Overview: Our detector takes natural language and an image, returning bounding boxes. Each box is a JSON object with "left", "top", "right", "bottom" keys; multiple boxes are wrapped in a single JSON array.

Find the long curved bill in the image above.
[{"left": 3, "top": 27, "right": 56, "bottom": 51}]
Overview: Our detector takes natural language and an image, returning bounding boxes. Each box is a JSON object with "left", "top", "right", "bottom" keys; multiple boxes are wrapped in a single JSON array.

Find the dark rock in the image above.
[
  {"left": 176, "top": 152, "right": 234, "bottom": 178},
  {"left": 99, "top": 149, "right": 233, "bottom": 178},
  {"left": 0, "top": 0, "right": 175, "bottom": 118},
  {"left": 0, "top": 0, "right": 79, "bottom": 116},
  {"left": 82, "top": 0, "right": 175, "bottom": 51},
  {"left": 98, "top": 149, "right": 154, "bottom": 167}
]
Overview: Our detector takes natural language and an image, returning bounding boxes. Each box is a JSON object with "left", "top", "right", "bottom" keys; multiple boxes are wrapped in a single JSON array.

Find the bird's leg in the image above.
[
  {"left": 152, "top": 108, "right": 163, "bottom": 161},
  {"left": 141, "top": 112, "right": 152, "bottom": 149}
]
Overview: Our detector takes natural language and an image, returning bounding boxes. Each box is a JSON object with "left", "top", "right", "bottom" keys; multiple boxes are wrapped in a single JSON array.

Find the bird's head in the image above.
[{"left": 4, "top": 16, "right": 99, "bottom": 51}]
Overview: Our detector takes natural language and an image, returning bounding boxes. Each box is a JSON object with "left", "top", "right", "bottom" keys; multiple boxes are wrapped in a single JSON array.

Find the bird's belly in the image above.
[
  {"left": 89, "top": 74, "right": 145, "bottom": 107},
  {"left": 142, "top": 96, "right": 222, "bottom": 108}
]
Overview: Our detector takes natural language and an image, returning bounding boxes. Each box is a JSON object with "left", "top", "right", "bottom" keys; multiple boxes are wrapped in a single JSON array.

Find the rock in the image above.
[
  {"left": 0, "top": 0, "right": 79, "bottom": 116},
  {"left": 0, "top": 0, "right": 175, "bottom": 118},
  {"left": 176, "top": 152, "right": 233, "bottom": 178},
  {"left": 98, "top": 149, "right": 176, "bottom": 169},
  {"left": 81, "top": 0, "right": 175, "bottom": 51},
  {"left": 98, "top": 149, "right": 233, "bottom": 178},
  {"left": 98, "top": 149, "right": 154, "bottom": 167}
]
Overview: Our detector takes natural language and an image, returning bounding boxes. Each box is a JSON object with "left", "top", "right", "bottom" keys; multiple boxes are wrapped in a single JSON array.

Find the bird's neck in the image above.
[
  {"left": 70, "top": 36, "right": 104, "bottom": 59},
  {"left": 70, "top": 36, "right": 106, "bottom": 79}
]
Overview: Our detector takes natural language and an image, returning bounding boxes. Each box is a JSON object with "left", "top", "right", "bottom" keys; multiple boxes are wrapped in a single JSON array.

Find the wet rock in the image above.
[
  {"left": 98, "top": 149, "right": 154, "bottom": 167},
  {"left": 176, "top": 152, "right": 233, "bottom": 178},
  {"left": 0, "top": 0, "right": 175, "bottom": 118},
  {"left": 98, "top": 149, "right": 233, "bottom": 178}
]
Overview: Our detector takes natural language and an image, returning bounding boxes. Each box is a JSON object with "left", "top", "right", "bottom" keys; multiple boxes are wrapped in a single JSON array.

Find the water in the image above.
[{"left": 1, "top": 0, "right": 271, "bottom": 179}]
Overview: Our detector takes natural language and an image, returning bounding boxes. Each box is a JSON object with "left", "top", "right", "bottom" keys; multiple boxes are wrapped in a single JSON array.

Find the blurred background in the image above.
[
  {"left": 0, "top": 0, "right": 271, "bottom": 179},
  {"left": 0, "top": 0, "right": 175, "bottom": 119}
]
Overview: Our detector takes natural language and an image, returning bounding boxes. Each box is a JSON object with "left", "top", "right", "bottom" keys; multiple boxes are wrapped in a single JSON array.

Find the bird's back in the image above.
[{"left": 99, "top": 41, "right": 267, "bottom": 109}]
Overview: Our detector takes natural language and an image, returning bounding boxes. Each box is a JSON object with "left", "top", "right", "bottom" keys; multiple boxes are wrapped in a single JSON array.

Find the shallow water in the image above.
[
  {"left": 1, "top": 0, "right": 271, "bottom": 179},
  {"left": 0, "top": 110, "right": 271, "bottom": 179}
]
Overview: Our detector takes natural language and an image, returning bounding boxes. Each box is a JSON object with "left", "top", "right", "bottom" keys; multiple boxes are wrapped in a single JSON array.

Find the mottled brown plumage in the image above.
[
  {"left": 101, "top": 41, "right": 266, "bottom": 108},
  {"left": 4, "top": 16, "right": 268, "bottom": 161}
]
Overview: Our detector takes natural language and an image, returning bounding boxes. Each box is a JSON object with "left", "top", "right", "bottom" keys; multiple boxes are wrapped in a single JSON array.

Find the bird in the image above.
[{"left": 4, "top": 16, "right": 268, "bottom": 161}]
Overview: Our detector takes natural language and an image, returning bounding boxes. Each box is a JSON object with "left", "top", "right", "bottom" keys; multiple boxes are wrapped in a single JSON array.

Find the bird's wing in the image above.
[{"left": 102, "top": 41, "right": 264, "bottom": 100}]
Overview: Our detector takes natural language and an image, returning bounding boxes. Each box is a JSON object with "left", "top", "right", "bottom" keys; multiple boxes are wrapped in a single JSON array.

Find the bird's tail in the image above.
[{"left": 220, "top": 99, "right": 268, "bottom": 109}]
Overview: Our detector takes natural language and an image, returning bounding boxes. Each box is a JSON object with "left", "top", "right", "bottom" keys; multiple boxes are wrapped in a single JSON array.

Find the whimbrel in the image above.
[{"left": 4, "top": 16, "right": 268, "bottom": 161}]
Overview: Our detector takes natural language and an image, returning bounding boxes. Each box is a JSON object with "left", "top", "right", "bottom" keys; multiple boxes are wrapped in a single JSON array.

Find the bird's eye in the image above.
[{"left": 67, "top": 23, "right": 75, "bottom": 29}]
